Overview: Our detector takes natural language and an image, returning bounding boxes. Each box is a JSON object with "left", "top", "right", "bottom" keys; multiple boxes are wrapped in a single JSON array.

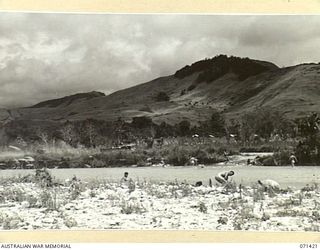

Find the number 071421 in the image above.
[{"left": 300, "top": 244, "right": 318, "bottom": 249}]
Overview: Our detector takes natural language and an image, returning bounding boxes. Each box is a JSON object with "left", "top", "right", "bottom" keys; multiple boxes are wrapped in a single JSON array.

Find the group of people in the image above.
[
  {"left": 120, "top": 148, "right": 299, "bottom": 192},
  {"left": 119, "top": 152, "right": 298, "bottom": 189},
  {"left": 214, "top": 153, "right": 297, "bottom": 190},
  {"left": 215, "top": 170, "right": 280, "bottom": 191},
  {"left": 120, "top": 170, "right": 280, "bottom": 193},
  {"left": 120, "top": 171, "right": 235, "bottom": 187}
]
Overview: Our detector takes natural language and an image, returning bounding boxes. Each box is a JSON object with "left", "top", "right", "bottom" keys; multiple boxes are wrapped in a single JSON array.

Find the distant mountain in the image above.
[{"left": 1, "top": 55, "right": 320, "bottom": 130}]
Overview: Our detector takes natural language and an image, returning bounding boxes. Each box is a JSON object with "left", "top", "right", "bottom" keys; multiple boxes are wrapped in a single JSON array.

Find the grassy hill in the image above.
[{"left": 1, "top": 55, "right": 320, "bottom": 130}]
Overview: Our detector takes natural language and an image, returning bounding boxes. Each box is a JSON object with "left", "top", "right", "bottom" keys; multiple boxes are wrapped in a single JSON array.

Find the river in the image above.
[{"left": 1, "top": 164, "right": 320, "bottom": 189}]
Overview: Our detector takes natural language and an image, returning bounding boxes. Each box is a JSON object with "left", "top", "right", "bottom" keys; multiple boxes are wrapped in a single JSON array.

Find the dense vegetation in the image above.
[
  {"left": 2, "top": 109, "right": 320, "bottom": 167},
  {"left": 295, "top": 113, "right": 320, "bottom": 165},
  {"left": 3, "top": 110, "right": 229, "bottom": 147},
  {"left": 174, "top": 55, "right": 277, "bottom": 82}
]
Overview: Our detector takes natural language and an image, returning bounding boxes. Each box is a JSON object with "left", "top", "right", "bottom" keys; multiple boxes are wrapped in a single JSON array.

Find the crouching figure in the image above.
[
  {"left": 258, "top": 179, "right": 280, "bottom": 193},
  {"left": 215, "top": 171, "right": 235, "bottom": 185}
]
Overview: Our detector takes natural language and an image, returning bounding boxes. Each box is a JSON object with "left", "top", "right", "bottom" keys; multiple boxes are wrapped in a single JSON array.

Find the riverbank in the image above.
[
  {"left": 0, "top": 141, "right": 284, "bottom": 170},
  {"left": 0, "top": 143, "right": 230, "bottom": 169},
  {"left": 0, "top": 174, "right": 319, "bottom": 231}
]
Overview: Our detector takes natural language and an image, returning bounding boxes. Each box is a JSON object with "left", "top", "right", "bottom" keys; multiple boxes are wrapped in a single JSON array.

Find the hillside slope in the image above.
[
  {"left": 1, "top": 56, "right": 320, "bottom": 129},
  {"left": 30, "top": 91, "right": 105, "bottom": 108}
]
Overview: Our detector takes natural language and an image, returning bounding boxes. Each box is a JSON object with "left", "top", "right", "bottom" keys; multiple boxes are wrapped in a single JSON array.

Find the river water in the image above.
[{"left": 1, "top": 164, "right": 320, "bottom": 189}]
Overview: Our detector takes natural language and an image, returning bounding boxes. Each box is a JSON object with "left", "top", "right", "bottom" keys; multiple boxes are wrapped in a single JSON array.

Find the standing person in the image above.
[
  {"left": 215, "top": 171, "right": 234, "bottom": 185},
  {"left": 289, "top": 153, "right": 298, "bottom": 167},
  {"left": 223, "top": 151, "right": 229, "bottom": 162}
]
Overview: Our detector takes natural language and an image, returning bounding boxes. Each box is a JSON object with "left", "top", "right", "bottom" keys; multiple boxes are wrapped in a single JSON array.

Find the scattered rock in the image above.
[
  {"left": 218, "top": 217, "right": 228, "bottom": 225},
  {"left": 21, "top": 201, "right": 30, "bottom": 209},
  {"left": 64, "top": 217, "right": 77, "bottom": 228},
  {"left": 6, "top": 219, "right": 21, "bottom": 230},
  {"left": 262, "top": 212, "right": 271, "bottom": 221},
  {"left": 64, "top": 204, "right": 75, "bottom": 210},
  {"left": 42, "top": 218, "right": 57, "bottom": 224},
  {"left": 291, "top": 199, "right": 301, "bottom": 205}
]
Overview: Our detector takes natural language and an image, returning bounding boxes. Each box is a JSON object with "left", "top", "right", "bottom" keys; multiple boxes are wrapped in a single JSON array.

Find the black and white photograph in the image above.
[{"left": 0, "top": 13, "right": 320, "bottom": 231}]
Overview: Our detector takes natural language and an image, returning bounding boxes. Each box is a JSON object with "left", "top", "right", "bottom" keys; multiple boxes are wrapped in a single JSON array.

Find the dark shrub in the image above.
[
  {"left": 187, "top": 84, "right": 196, "bottom": 91},
  {"left": 139, "top": 105, "right": 153, "bottom": 113},
  {"left": 294, "top": 113, "right": 320, "bottom": 165},
  {"left": 131, "top": 116, "right": 153, "bottom": 129},
  {"left": 177, "top": 120, "right": 191, "bottom": 136},
  {"left": 167, "top": 147, "right": 189, "bottom": 166},
  {"left": 274, "top": 150, "right": 291, "bottom": 166},
  {"left": 261, "top": 156, "right": 277, "bottom": 166},
  {"left": 155, "top": 92, "right": 170, "bottom": 102}
]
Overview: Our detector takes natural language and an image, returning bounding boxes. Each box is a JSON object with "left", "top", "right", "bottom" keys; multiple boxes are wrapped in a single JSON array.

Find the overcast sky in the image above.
[{"left": 1, "top": 13, "right": 320, "bottom": 108}]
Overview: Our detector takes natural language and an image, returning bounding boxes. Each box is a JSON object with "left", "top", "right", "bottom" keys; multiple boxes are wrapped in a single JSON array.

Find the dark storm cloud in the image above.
[{"left": 0, "top": 13, "right": 320, "bottom": 107}]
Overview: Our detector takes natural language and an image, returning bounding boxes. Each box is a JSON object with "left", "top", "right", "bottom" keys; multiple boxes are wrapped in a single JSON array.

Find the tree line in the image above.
[{"left": 3, "top": 109, "right": 320, "bottom": 164}]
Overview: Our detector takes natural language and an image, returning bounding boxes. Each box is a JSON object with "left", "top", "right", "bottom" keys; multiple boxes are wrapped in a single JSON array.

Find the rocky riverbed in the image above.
[{"left": 0, "top": 175, "right": 319, "bottom": 231}]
